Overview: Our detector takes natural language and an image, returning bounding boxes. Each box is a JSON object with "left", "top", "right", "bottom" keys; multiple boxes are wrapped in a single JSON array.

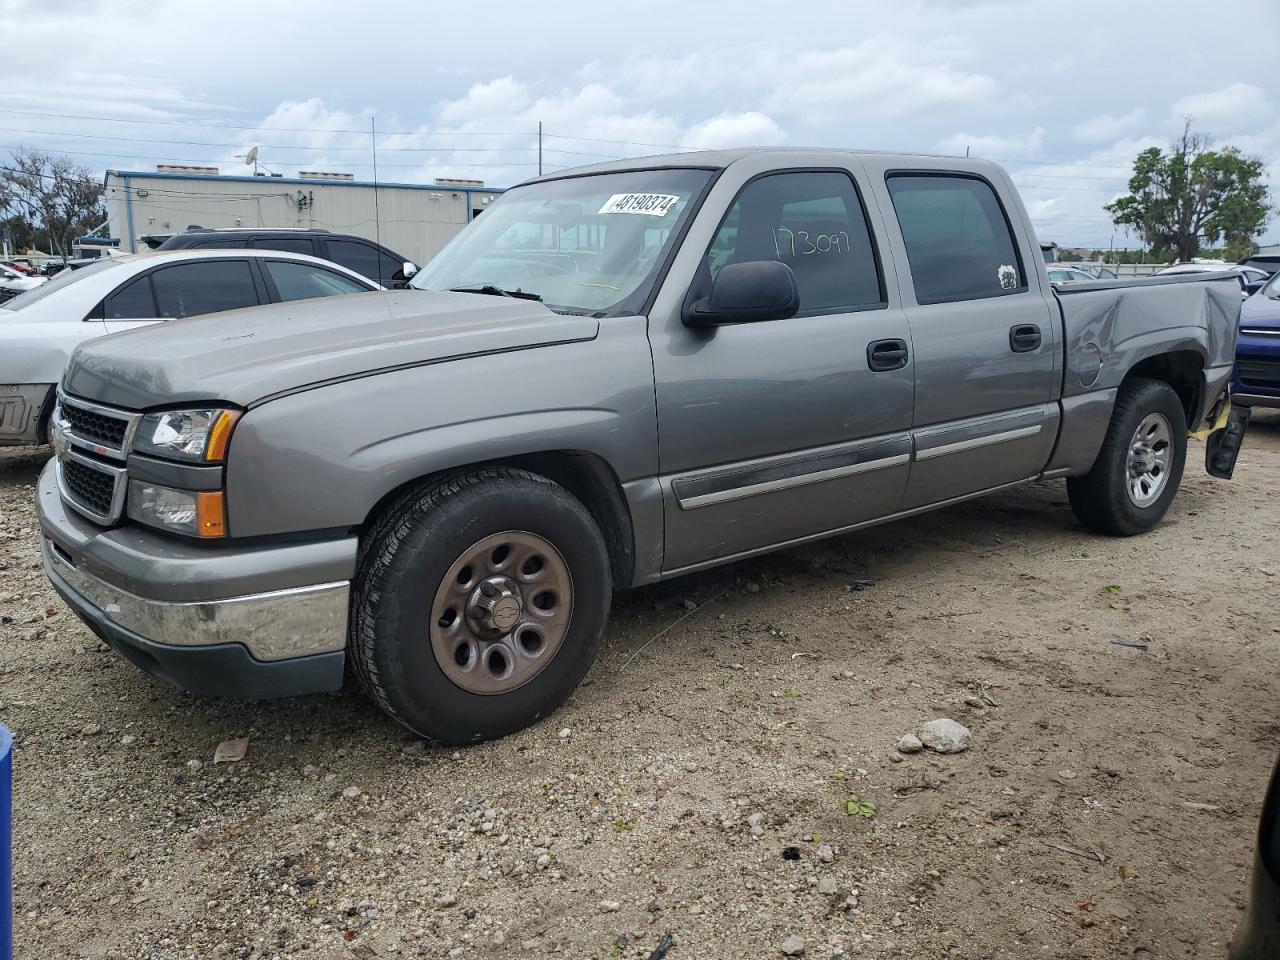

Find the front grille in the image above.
[
  {"left": 63, "top": 402, "right": 129, "bottom": 449},
  {"left": 61, "top": 457, "right": 117, "bottom": 518},
  {"left": 55, "top": 395, "right": 138, "bottom": 525},
  {"left": 1238, "top": 360, "right": 1280, "bottom": 388}
]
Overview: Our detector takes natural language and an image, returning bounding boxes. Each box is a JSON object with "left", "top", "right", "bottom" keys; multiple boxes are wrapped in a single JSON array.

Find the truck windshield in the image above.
[{"left": 410, "top": 168, "right": 713, "bottom": 316}]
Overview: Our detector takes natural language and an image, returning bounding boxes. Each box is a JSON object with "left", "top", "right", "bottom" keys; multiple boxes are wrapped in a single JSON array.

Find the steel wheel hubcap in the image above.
[
  {"left": 1126, "top": 412, "right": 1173, "bottom": 507},
  {"left": 430, "top": 531, "right": 573, "bottom": 695}
]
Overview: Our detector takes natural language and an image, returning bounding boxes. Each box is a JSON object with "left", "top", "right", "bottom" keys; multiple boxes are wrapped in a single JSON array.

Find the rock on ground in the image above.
[
  {"left": 918, "top": 718, "right": 971, "bottom": 753},
  {"left": 780, "top": 933, "right": 806, "bottom": 956}
]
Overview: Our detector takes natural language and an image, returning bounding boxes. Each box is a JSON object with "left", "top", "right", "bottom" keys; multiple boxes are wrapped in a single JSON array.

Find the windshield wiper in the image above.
[{"left": 448, "top": 284, "right": 542, "bottom": 302}]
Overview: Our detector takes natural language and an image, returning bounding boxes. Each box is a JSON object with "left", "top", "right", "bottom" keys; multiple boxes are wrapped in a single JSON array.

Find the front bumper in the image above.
[
  {"left": 36, "top": 460, "right": 356, "bottom": 698},
  {"left": 1232, "top": 389, "right": 1280, "bottom": 409},
  {"left": 1232, "top": 342, "right": 1280, "bottom": 408}
]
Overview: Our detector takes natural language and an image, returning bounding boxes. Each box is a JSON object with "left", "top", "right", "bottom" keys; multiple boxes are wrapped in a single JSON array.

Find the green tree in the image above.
[
  {"left": 1106, "top": 122, "right": 1271, "bottom": 263},
  {"left": 0, "top": 148, "right": 106, "bottom": 259}
]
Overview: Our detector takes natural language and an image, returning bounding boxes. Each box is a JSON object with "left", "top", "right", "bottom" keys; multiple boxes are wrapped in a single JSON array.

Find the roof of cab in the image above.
[{"left": 523, "top": 147, "right": 1005, "bottom": 183}]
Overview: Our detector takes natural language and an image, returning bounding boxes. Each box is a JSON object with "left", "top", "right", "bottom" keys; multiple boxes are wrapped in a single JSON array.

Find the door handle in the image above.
[
  {"left": 867, "top": 338, "right": 909, "bottom": 372},
  {"left": 1009, "top": 324, "right": 1042, "bottom": 352}
]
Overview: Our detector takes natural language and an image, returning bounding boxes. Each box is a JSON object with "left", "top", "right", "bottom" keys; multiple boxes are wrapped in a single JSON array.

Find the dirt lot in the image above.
[{"left": 2, "top": 415, "right": 1278, "bottom": 960}]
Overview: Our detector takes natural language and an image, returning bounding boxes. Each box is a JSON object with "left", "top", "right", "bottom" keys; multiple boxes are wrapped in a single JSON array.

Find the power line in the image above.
[
  {"left": 0, "top": 124, "right": 623, "bottom": 159},
  {"left": 0, "top": 143, "right": 550, "bottom": 169},
  {"left": 0, "top": 107, "right": 1152, "bottom": 182},
  {"left": 0, "top": 106, "right": 531, "bottom": 137}
]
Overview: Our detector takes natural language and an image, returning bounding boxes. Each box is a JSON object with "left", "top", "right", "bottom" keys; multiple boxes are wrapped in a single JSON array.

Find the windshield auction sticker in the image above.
[{"left": 598, "top": 193, "right": 681, "bottom": 216}]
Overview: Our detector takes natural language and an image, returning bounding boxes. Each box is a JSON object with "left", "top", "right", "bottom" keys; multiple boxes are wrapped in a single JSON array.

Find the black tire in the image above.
[
  {"left": 350, "top": 468, "right": 611, "bottom": 744},
  {"left": 1067, "top": 378, "right": 1188, "bottom": 536}
]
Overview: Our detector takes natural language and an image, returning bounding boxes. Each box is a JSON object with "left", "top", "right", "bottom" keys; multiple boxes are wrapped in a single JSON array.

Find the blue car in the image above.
[{"left": 1233, "top": 272, "right": 1280, "bottom": 407}]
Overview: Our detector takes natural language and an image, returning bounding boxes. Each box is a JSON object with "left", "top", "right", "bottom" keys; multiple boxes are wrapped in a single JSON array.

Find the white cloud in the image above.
[
  {"left": 1073, "top": 108, "right": 1145, "bottom": 143},
  {"left": 764, "top": 40, "right": 1000, "bottom": 123},
  {"left": 681, "top": 112, "right": 784, "bottom": 150},
  {"left": 1173, "top": 82, "right": 1269, "bottom": 130},
  {"left": 936, "top": 127, "right": 1044, "bottom": 159},
  {"left": 436, "top": 77, "right": 531, "bottom": 125},
  {"left": 1011, "top": 136, "right": 1163, "bottom": 247},
  {"left": 1025, "top": 197, "right": 1067, "bottom": 220}
]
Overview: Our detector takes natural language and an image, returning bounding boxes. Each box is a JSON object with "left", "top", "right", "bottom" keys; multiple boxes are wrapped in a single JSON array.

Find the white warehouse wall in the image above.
[{"left": 104, "top": 170, "right": 504, "bottom": 265}]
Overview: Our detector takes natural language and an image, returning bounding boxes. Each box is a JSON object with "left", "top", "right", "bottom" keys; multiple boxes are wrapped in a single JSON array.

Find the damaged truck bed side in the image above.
[{"left": 36, "top": 148, "right": 1244, "bottom": 743}]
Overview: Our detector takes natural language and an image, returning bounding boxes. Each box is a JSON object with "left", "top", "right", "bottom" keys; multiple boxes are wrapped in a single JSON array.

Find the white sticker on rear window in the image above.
[
  {"left": 598, "top": 193, "right": 681, "bottom": 217},
  {"left": 998, "top": 264, "right": 1019, "bottom": 290}
]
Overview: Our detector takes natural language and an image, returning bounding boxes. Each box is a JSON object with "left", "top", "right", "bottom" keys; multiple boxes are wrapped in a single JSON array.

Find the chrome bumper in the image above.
[{"left": 42, "top": 537, "right": 350, "bottom": 662}]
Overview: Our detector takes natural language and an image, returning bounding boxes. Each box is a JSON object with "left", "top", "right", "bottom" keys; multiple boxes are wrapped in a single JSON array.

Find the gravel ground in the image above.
[{"left": 3, "top": 415, "right": 1279, "bottom": 960}]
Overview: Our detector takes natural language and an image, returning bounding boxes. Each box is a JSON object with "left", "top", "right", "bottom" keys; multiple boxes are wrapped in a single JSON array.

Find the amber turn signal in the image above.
[
  {"left": 204, "top": 410, "right": 241, "bottom": 462},
  {"left": 196, "top": 491, "right": 226, "bottom": 538}
]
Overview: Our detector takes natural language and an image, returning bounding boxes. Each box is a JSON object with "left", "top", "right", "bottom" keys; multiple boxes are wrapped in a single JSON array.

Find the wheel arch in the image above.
[
  {"left": 1122, "top": 348, "right": 1205, "bottom": 425},
  {"left": 359, "top": 449, "right": 636, "bottom": 589}
]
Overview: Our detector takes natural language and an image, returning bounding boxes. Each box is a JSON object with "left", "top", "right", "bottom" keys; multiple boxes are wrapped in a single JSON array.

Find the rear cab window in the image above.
[{"left": 886, "top": 174, "right": 1027, "bottom": 304}]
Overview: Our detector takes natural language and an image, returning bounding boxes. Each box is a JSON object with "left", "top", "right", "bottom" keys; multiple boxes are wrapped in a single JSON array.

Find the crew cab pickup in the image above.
[{"left": 36, "top": 149, "right": 1247, "bottom": 744}]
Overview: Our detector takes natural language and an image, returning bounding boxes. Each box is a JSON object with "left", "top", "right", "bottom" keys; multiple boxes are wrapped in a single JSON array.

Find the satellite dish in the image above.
[{"left": 243, "top": 146, "right": 259, "bottom": 167}]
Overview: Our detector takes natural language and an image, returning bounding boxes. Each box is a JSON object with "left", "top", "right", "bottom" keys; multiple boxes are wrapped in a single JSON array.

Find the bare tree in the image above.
[{"left": 0, "top": 148, "right": 106, "bottom": 260}]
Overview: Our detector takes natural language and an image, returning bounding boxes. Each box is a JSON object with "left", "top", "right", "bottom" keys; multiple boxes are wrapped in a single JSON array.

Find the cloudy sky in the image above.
[{"left": 1, "top": 0, "right": 1276, "bottom": 249}]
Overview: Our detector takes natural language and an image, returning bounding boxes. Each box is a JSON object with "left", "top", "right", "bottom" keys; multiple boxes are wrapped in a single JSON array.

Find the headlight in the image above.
[
  {"left": 126, "top": 480, "right": 226, "bottom": 538},
  {"left": 132, "top": 408, "right": 240, "bottom": 463}
]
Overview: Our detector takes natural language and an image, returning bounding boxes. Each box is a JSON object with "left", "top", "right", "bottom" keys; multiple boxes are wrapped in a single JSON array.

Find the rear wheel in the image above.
[
  {"left": 1067, "top": 378, "right": 1188, "bottom": 536},
  {"left": 350, "top": 468, "right": 611, "bottom": 744}
]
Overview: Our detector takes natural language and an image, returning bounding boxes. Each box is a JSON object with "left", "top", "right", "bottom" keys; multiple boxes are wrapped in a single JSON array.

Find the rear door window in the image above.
[
  {"left": 886, "top": 174, "right": 1027, "bottom": 304},
  {"left": 150, "top": 260, "right": 261, "bottom": 319},
  {"left": 705, "top": 170, "right": 884, "bottom": 315},
  {"left": 264, "top": 260, "right": 372, "bottom": 301}
]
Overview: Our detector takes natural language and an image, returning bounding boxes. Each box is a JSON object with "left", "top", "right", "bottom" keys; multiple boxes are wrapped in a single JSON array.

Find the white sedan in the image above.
[{"left": 0, "top": 248, "right": 380, "bottom": 446}]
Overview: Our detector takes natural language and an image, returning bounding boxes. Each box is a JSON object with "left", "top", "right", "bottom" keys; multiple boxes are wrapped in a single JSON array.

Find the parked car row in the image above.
[
  {"left": 0, "top": 249, "right": 379, "bottom": 446},
  {"left": 149, "top": 226, "right": 419, "bottom": 288},
  {"left": 1157, "top": 260, "right": 1271, "bottom": 296},
  {"left": 0, "top": 263, "right": 47, "bottom": 302}
]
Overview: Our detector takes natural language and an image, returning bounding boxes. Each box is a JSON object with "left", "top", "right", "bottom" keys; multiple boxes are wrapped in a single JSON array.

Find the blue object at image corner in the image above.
[{"left": 0, "top": 724, "right": 11, "bottom": 960}]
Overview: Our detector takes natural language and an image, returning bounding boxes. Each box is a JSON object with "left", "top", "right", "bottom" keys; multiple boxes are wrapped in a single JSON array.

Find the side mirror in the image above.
[
  {"left": 683, "top": 260, "right": 800, "bottom": 328},
  {"left": 402, "top": 261, "right": 419, "bottom": 280}
]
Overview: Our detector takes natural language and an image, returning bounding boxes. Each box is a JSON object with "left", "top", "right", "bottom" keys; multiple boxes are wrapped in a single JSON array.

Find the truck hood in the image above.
[{"left": 62, "top": 290, "right": 600, "bottom": 409}]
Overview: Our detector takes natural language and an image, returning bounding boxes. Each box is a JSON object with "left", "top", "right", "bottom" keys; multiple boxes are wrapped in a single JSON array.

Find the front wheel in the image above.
[
  {"left": 350, "top": 468, "right": 611, "bottom": 744},
  {"left": 1067, "top": 378, "right": 1188, "bottom": 536}
]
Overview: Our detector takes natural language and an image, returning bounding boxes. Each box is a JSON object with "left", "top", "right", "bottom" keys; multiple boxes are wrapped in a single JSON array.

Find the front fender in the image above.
[{"left": 224, "top": 318, "right": 657, "bottom": 538}]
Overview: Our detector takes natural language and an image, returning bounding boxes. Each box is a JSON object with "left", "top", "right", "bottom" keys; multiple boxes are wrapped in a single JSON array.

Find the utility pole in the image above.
[{"left": 538, "top": 121, "right": 543, "bottom": 176}]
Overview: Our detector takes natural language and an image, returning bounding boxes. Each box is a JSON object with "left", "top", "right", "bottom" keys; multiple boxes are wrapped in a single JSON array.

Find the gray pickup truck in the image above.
[{"left": 36, "top": 148, "right": 1247, "bottom": 744}]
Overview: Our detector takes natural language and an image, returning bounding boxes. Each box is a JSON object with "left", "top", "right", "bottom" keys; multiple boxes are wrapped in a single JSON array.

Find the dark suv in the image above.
[{"left": 153, "top": 228, "right": 418, "bottom": 288}]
